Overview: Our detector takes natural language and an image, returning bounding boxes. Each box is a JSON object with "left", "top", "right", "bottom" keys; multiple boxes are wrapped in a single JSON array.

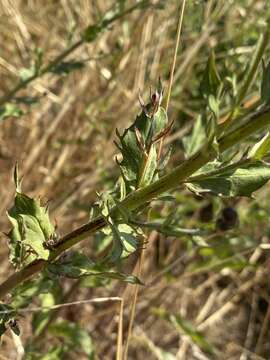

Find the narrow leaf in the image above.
[
  {"left": 187, "top": 161, "right": 270, "bottom": 197},
  {"left": 261, "top": 60, "right": 270, "bottom": 104},
  {"left": 249, "top": 132, "right": 270, "bottom": 160}
]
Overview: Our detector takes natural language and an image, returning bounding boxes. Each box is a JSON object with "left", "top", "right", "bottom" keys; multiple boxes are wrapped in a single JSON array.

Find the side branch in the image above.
[{"left": 0, "top": 105, "right": 270, "bottom": 299}]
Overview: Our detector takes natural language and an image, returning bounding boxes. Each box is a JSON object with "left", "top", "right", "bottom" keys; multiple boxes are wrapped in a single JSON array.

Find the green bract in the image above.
[
  {"left": 7, "top": 191, "right": 54, "bottom": 268},
  {"left": 116, "top": 103, "right": 168, "bottom": 189}
]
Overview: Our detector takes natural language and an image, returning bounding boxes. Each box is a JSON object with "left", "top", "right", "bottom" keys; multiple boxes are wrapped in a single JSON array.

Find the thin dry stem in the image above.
[{"left": 158, "top": 0, "right": 186, "bottom": 158}]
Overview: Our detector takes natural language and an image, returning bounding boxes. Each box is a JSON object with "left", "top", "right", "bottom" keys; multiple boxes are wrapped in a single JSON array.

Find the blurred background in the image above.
[{"left": 1, "top": 0, "right": 270, "bottom": 359}]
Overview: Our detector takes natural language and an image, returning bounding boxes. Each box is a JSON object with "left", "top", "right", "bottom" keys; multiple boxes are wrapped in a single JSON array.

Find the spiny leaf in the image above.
[
  {"left": 7, "top": 187, "right": 54, "bottom": 267},
  {"left": 187, "top": 160, "right": 270, "bottom": 197},
  {"left": 116, "top": 101, "right": 167, "bottom": 189}
]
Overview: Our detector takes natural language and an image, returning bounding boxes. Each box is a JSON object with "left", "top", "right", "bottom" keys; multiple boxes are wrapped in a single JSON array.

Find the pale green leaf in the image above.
[
  {"left": 0, "top": 103, "right": 24, "bottom": 121},
  {"left": 49, "top": 320, "right": 95, "bottom": 358},
  {"left": 187, "top": 161, "right": 270, "bottom": 197},
  {"left": 261, "top": 60, "right": 270, "bottom": 104},
  {"left": 200, "top": 51, "right": 221, "bottom": 98},
  {"left": 7, "top": 191, "right": 54, "bottom": 267},
  {"left": 183, "top": 115, "right": 206, "bottom": 158},
  {"left": 249, "top": 132, "right": 270, "bottom": 160}
]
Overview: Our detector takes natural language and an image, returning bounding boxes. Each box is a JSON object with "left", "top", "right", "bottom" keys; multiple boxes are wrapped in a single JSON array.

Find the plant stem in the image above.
[
  {"left": 0, "top": 105, "right": 270, "bottom": 299},
  {"left": 130, "top": 220, "right": 204, "bottom": 236},
  {"left": 0, "top": 0, "right": 153, "bottom": 107},
  {"left": 0, "top": 41, "right": 83, "bottom": 107},
  {"left": 158, "top": 0, "right": 186, "bottom": 158},
  {"left": 218, "top": 20, "right": 270, "bottom": 134},
  {"left": 236, "top": 23, "right": 270, "bottom": 108}
]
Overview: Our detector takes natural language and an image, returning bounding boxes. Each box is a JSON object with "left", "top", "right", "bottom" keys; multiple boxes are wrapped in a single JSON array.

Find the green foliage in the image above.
[
  {"left": 51, "top": 61, "right": 85, "bottom": 75},
  {"left": 19, "top": 48, "right": 43, "bottom": 81},
  {"left": 187, "top": 160, "right": 270, "bottom": 197},
  {"left": 200, "top": 51, "right": 221, "bottom": 99},
  {"left": 153, "top": 307, "right": 216, "bottom": 355},
  {"left": 47, "top": 252, "right": 142, "bottom": 284},
  {"left": 0, "top": 103, "right": 24, "bottom": 121},
  {"left": 182, "top": 115, "right": 206, "bottom": 158},
  {"left": 1, "top": 3, "right": 270, "bottom": 358},
  {"left": 0, "top": 304, "right": 16, "bottom": 337},
  {"left": 49, "top": 320, "right": 95, "bottom": 359},
  {"left": 32, "top": 292, "right": 56, "bottom": 337},
  {"left": 11, "top": 276, "right": 55, "bottom": 309},
  {"left": 116, "top": 97, "right": 168, "bottom": 190},
  {"left": 249, "top": 131, "right": 270, "bottom": 159},
  {"left": 82, "top": 23, "right": 103, "bottom": 42},
  {"left": 7, "top": 186, "right": 55, "bottom": 268},
  {"left": 261, "top": 60, "right": 270, "bottom": 104}
]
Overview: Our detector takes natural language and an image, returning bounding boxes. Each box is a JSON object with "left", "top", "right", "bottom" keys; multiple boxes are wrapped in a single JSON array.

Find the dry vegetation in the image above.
[{"left": 1, "top": 0, "right": 270, "bottom": 359}]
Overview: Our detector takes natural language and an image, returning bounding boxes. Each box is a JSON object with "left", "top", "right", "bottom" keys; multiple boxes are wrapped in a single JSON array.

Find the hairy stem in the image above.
[{"left": 0, "top": 105, "right": 270, "bottom": 298}]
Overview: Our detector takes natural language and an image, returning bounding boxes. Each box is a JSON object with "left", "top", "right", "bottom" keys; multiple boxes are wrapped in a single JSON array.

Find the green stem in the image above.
[
  {"left": 236, "top": 24, "right": 270, "bottom": 107},
  {"left": 0, "top": 105, "right": 270, "bottom": 298},
  {"left": 0, "top": 41, "right": 83, "bottom": 107},
  {"left": 130, "top": 220, "right": 204, "bottom": 236},
  {"left": 218, "top": 20, "right": 270, "bottom": 134},
  {"left": 0, "top": 0, "right": 152, "bottom": 107}
]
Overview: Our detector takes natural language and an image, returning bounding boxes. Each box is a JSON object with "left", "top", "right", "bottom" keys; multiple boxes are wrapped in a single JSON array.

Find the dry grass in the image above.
[{"left": 1, "top": 0, "right": 270, "bottom": 359}]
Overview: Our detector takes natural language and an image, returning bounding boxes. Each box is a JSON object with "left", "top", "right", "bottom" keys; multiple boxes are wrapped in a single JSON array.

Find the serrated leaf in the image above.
[
  {"left": 0, "top": 103, "right": 24, "bottom": 121},
  {"left": 261, "top": 60, "right": 270, "bottom": 104},
  {"left": 104, "top": 221, "right": 142, "bottom": 263},
  {"left": 117, "top": 105, "right": 167, "bottom": 189},
  {"left": 249, "top": 132, "right": 270, "bottom": 160},
  {"left": 49, "top": 320, "right": 94, "bottom": 358},
  {"left": 187, "top": 161, "right": 270, "bottom": 197},
  {"left": 7, "top": 191, "right": 54, "bottom": 267}
]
